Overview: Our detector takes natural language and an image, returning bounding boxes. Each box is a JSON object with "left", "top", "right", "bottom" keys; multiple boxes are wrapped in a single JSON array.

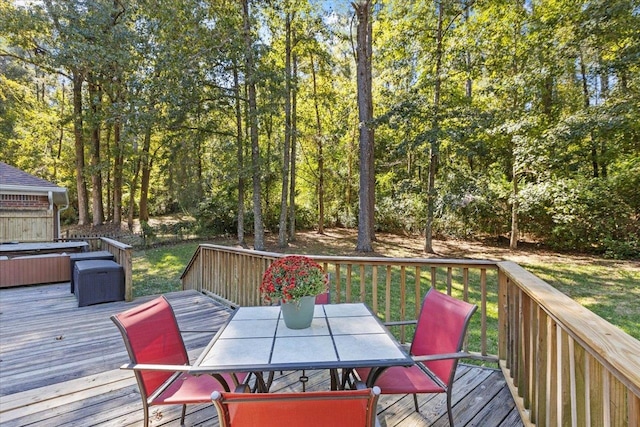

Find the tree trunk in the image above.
[
  {"left": 243, "top": 0, "right": 264, "bottom": 250},
  {"left": 310, "top": 51, "right": 324, "bottom": 234},
  {"left": 579, "top": 51, "right": 599, "bottom": 178},
  {"left": 54, "top": 82, "right": 65, "bottom": 180},
  {"left": 354, "top": 0, "right": 375, "bottom": 253},
  {"left": 288, "top": 53, "right": 298, "bottom": 241},
  {"left": 424, "top": 0, "right": 444, "bottom": 254},
  {"left": 234, "top": 65, "right": 246, "bottom": 247},
  {"left": 509, "top": 5, "right": 522, "bottom": 250},
  {"left": 278, "top": 12, "right": 293, "bottom": 248},
  {"left": 127, "top": 129, "right": 145, "bottom": 231},
  {"left": 72, "top": 71, "right": 89, "bottom": 226},
  {"left": 88, "top": 75, "right": 104, "bottom": 226},
  {"left": 105, "top": 125, "right": 112, "bottom": 220},
  {"left": 138, "top": 132, "right": 152, "bottom": 222},
  {"left": 112, "top": 116, "right": 123, "bottom": 226},
  {"left": 510, "top": 162, "right": 519, "bottom": 249}
]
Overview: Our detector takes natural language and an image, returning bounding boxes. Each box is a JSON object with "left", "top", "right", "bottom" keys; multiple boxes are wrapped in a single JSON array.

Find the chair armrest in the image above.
[
  {"left": 120, "top": 363, "right": 191, "bottom": 372},
  {"left": 412, "top": 352, "right": 471, "bottom": 363},
  {"left": 384, "top": 320, "right": 417, "bottom": 327}
]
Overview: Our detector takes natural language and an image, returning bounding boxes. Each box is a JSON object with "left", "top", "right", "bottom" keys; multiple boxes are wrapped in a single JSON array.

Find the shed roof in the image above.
[{"left": 0, "top": 162, "right": 68, "bottom": 206}]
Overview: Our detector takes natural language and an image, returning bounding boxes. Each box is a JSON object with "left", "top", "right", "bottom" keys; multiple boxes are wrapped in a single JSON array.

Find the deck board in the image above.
[{"left": 0, "top": 284, "right": 523, "bottom": 426}]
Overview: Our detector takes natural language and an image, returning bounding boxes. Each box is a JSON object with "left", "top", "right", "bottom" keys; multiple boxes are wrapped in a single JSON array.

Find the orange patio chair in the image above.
[
  {"left": 355, "top": 288, "right": 477, "bottom": 427},
  {"left": 111, "top": 296, "right": 247, "bottom": 427},
  {"left": 211, "top": 381, "right": 381, "bottom": 427}
]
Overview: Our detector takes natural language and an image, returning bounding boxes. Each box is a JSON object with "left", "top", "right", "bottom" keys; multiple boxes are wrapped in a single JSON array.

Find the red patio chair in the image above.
[
  {"left": 355, "top": 288, "right": 477, "bottom": 427},
  {"left": 314, "top": 291, "right": 330, "bottom": 304},
  {"left": 111, "top": 296, "right": 247, "bottom": 427},
  {"left": 211, "top": 381, "right": 381, "bottom": 427}
]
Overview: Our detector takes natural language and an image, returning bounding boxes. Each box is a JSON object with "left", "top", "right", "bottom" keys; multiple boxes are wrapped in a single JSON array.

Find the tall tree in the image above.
[
  {"left": 288, "top": 53, "right": 299, "bottom": 241},
  {"left": 424, "top": 0, "right": 445, "bottom": 253},
  {"left": 42, "top": 0, "right": 91, "bottom": 225},
  {"left": 87, "top": 74, "right": 105, "bottom": 225},
  {"left": 310, "top": 50, "right": 325, "bottom": 234},
  {"left": 243, "top": 0, "right": 265, "bottom": 250},
  {"left": 278, "top": 9, "right": 294, "bottom": 248},
  {"left": 234, "top": 64, "right": 247, "bottom": 247},
  {"left": 353, "top": 0, "right": 375, "bottom": 252}
]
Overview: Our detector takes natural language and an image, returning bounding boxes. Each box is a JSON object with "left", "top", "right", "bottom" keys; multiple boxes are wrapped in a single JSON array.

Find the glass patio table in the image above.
[{"left": 191, "top": 302, "right": 413, "bottom": 391}]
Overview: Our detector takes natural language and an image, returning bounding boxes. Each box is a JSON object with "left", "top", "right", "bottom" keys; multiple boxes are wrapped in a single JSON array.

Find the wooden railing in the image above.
[
  {"left": 99, "top": 237, "right": 133, "bottom": 302},
  {"left": 180, "top": 244, "right": 640, "bottom": 426},
  {"left": 497, "top": 261, "right": 640, "bottom": 427}
]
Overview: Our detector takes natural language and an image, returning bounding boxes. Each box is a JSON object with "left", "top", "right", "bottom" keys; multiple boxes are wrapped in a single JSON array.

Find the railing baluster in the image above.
[
  {"left": 430, "top": 266, "right": 436, "bottom": 289},
  {"left": 359, "top": 264, "right": 366, "bottom": 302},
  {"left": 400, "top": 265, "right": 406, "bottom": 343},
  {"left": 372, "top": 265, "right": 378, "bottom": 314},
  {"left": 335, "top": 264, "right": 341, "bottom": 303},
  {"left": 385, "top": 266, "right": 392, "bottom": 323},
  {"left": 481, "top": 268, "right": 487, "bottom": 356},
  {"left": 628, "top": 388, "right": 639, "bottom": 427},
  {"left": 546, "top": 319, "right": 557, "bottom": 426},
  {"left": 603, "top": 358, "right": 612, "bottom": 426},
  {"left": 346, "top": 264, "right": 352, "bottom": 302},
  {"left": 414, "top": 266, "right": 421, "bottom": 320},
  {"left": 462, "top": 267, "right": 469, "bottom": 301}
]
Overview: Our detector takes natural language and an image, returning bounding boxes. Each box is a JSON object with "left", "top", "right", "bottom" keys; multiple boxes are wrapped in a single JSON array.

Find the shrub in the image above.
[{"left": 194, "top": 196, "right": 238, "bottom": 235}]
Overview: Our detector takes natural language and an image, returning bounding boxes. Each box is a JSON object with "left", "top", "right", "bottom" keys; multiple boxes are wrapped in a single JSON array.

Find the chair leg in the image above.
[
  {"left": 299, "top": 370, "right": 309, "bottom": 392},
  {"left": 142, "top": 401, "right": 150, "bottom": 427},
  {"left": 446, "top": 390, "right": 454, "bottom": 427},
  {"left": 180, "top": 404, "right": 187, "bottom": 426},
  {"left": 265, "top": 371, "right": 275, "bottom": 391},
  {"left": 413, "top": 394, "right": 419, "bottom": 412}
]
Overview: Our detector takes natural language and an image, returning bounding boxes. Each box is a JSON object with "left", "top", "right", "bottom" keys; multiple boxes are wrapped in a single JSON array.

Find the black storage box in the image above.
[
  {"left": 69, "top": 251, "right": 116, "bottom": 293},
  {"left": 74, "top": 260, "right": 124, "bottom": 307}
]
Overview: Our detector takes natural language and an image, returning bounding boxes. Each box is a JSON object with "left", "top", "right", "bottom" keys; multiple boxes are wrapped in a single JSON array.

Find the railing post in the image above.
[
  {"left": 100, "top": 237, "right": 133, "bottom": 302},
  {"left": 498, "top": 267, "right": 508, "bottom": 361}
]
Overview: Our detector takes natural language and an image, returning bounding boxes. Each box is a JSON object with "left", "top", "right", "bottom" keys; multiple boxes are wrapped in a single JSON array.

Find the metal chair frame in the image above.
[
  {"left": 354, "top": 288, "right": 477, "bottom": 427},
  {"left": 111, "top": 296, "right": 245, "bottom": 426}
]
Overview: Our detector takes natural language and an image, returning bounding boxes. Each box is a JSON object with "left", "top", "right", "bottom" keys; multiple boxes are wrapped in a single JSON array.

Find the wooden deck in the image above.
[{"left": 0, "top": 284, "right": 523, "bottom": 426}]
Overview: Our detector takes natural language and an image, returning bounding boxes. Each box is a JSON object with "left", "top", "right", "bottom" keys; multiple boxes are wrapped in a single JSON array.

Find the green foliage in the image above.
[
  {"left": 517, "top": 178, "right": 639, "bottom": 258},
  {"left": 140, "top": 221, "right": 156, "bottom": 246},
  {"left": 194, "top": 195, "right": 239, "bottom": 236},
  {"left": 376, "top": 192, "right": 425, "bottom": 234},
  {"left": 434, "top": 171, "right": 510, "bottom": 238}
]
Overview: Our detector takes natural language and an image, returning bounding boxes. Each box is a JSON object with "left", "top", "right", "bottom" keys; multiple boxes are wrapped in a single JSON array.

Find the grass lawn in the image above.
[
  {"left": 133, "top": 241, "right": 201, "bottom": 297},
  {"left": 522, "top": 261, "right": 640, "bottom": 338},
  {"left": 131, "top": 230, "right": 640, "bottom": 342}
]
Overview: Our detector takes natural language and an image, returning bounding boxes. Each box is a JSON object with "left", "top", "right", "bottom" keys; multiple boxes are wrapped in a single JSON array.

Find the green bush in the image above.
[
  {"left": 436, "top": 171, "right": 510, "bottom": 238},
  {"left": 376, "top": 194, "right": 425, "bottom": 233},
  {"left": 194, "top": 195, "right": 238, "bottom": 235},
  {"left": 517, "top": 178, "right": 638, "bottom": 258}
]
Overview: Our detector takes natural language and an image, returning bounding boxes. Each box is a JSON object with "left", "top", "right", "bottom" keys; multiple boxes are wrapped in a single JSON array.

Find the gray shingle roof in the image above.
[{"left": 0, "top": 162, "right": 62, "bottom": 189}]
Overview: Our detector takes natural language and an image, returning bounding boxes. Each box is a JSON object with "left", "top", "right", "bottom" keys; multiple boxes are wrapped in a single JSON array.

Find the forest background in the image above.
[{"left": 1, "top": 0, "right": 639, "bottom": 259}]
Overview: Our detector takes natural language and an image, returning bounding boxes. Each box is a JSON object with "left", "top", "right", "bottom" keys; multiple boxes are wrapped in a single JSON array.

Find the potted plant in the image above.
[{"left": 260, "top": 255, "right": 328, "bottom": 329}]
